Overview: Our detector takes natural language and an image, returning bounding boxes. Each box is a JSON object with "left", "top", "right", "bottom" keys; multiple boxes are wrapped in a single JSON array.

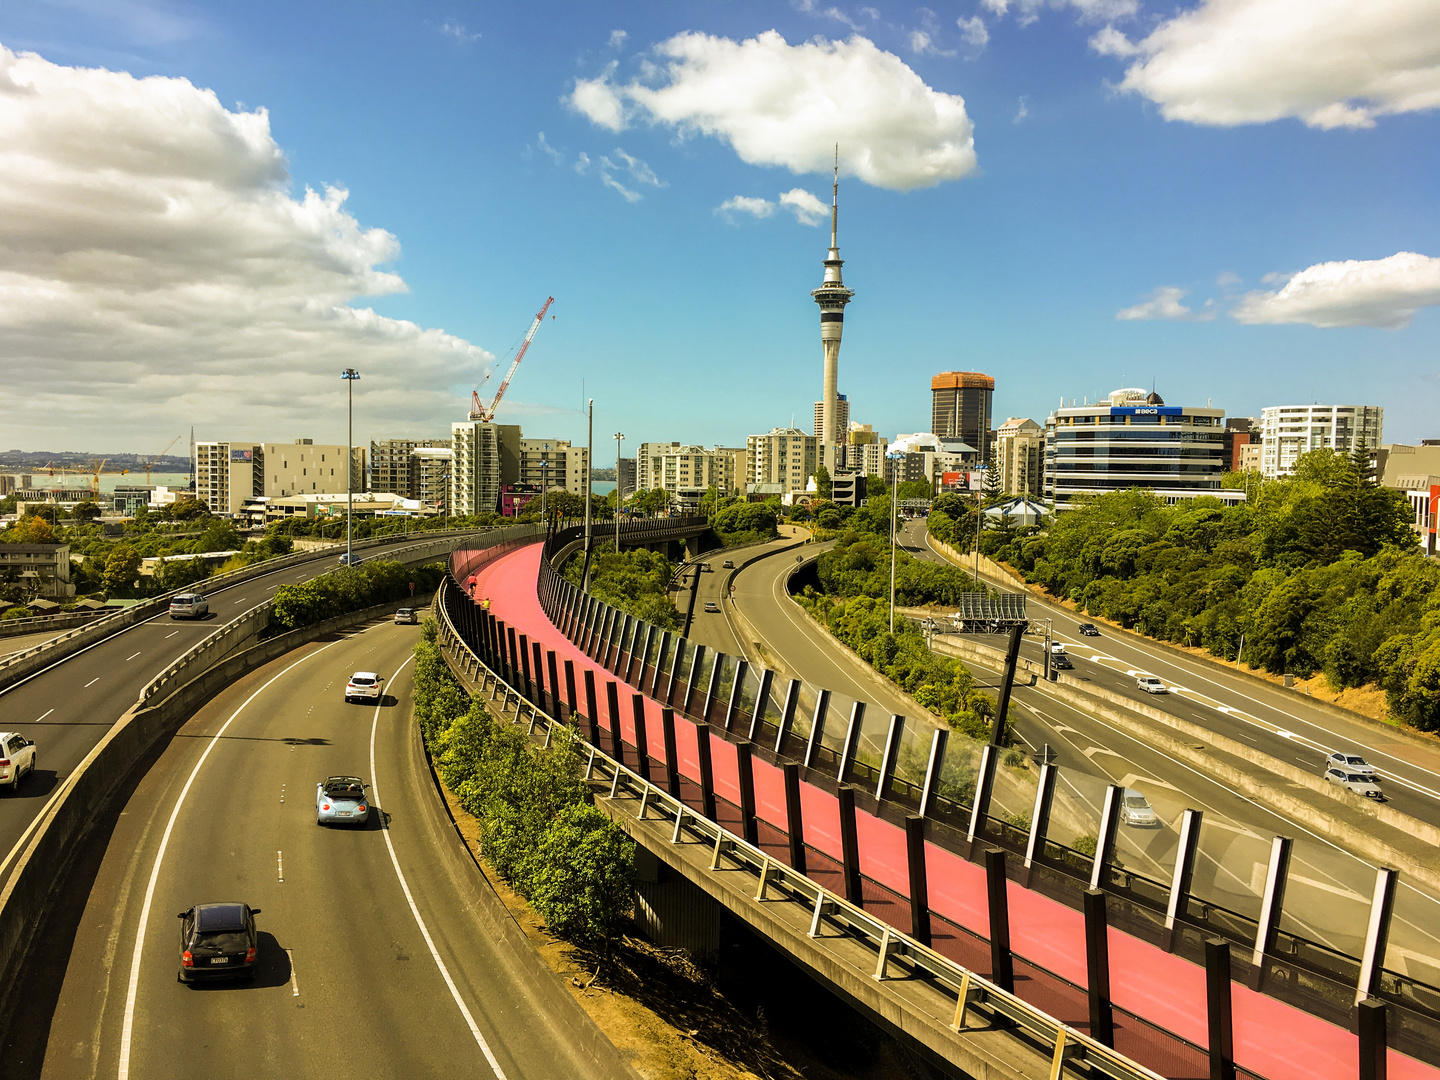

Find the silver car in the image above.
[
  {"left": 1137, "top": 675, "right": 1168, "bottom": 694},
  {"left": 1325, "top": 768, "right": 1383, "bottom": 800},
  {"left": 1325, "top": 752, "right": 1378, "bottom": 779},
  {"left": 1120, "top": 788, "right": 1159, "bottom": 827},
  {"left": 169, "top": 593, "right": 209, "bottom": 619}
]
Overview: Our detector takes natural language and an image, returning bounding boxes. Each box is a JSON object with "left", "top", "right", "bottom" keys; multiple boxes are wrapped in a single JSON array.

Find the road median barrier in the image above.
[{"left": 0, "top": 594, "right": 425, "bottom": 1023}]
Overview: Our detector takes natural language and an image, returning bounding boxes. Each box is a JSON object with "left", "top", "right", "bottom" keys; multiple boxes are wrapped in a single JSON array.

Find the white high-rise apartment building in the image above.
[
  {"left": 517, "top": 439, "right": 589, "bottom": 496},
  {"left": 195, "top": 439, "right": 364, "bottom": 516},
  {"left": 636, "top": 443, "right": 743, "bottom": 507},
  {"left": 996, "top": 418, "right": 1044, "bottom": 496},
  {"left": 746, "top": 428, "right": 820, "bottom": 495},
  {"left": 1259, "top": 405, "right": 1384, "bottom": 479}
]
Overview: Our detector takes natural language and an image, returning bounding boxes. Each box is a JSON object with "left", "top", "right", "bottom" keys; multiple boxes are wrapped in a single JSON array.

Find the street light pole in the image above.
[
  {"left": 582, "top": 399, "right": 594, "bottom": 590},
  {"left": 1044, "top": 618, "right": 1052, "bottom": 681},
  {"left": 613, "top": 431, "right": 625, "bottom": 555},
  {"left": 889, "top": 454, "right": 899, "bottom": 633},
  {"left": 341, "top": 368, "right": 360, "bottom": 565},
  {"left": 541, "top": 458, "right": 548, "bottom": 528}
]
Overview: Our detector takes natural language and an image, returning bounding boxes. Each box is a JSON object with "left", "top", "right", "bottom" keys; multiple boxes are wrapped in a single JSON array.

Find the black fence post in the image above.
[
  {"left": 546, "top": 650, "right": 561, "bottom": 719},
  {"left": 530, "top": 640, "right": 544, "bottom": 705},
  {"left": 631, "top": 694, "right": 651, "bottom": 782},
  {"left": 838, "top": 784, "right": 863, "bottom": 907},
  {"left": 661, "top": 707, "right": 680, "bottom": 798},
  {"left": 1206, "top": 938, "right": 1236, "bottom": 1080},
  {"left": 605, "top": 680, "right": 625, "bottom": 767},
  {"left": 906, "top": 816, "right": 931, "bottom": 948},
  {"left": 1084, "top": 888, "right": 1114, "bottom": 1047},
  {"left": 1358, "top": 999, "right": 1387, "bottom": 1080},
  {"left": 986, "top": 849, "right": 1014, "bottom": 994},
  {"left": 564, "top": 659, "right": 579, "bottom": 723},
  {"left": 784, "top": 761, "right": 806, "bottom": 875},
  {"left": 582, "top": 668, "right": 600, "bottom": 746},
  {"left": 506, "top": 626, "right": 521, "bottom": 689},
  {"left": 737, "top": 741, "right": 758, "bottom": 847},
  {"left": 695, "top": 722, "right": 716, "bottom": 821}
]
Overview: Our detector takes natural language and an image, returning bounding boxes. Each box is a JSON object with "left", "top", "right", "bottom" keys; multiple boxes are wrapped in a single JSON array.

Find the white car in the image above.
[
  {"left": 1048, "top": 641, "right": 1067, "bottom": 655},
  {"left": 1137, "top": 675, "right": 1168, "bottom": 694},
  {"left": 0, "top": 732, "right": 37, "bottom": 791},
  {"left": 1325, "top": 768, "right": 1383, "bottom": 800},
  {"left": 344, "top": 672, "right": 383, "bottom": 704},
  {"left": 169, "top": 593, "right": 209, "bottom": 619},
  {"left": 1120, "top": 788, "right": 1159, "bottom": 827},
  {"left": 1326, "top": 752, "right": 1378, "bottom": 779}
]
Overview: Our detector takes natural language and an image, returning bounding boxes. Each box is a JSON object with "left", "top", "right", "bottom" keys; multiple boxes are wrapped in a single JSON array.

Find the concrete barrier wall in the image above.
[
  {"left": 0, "top": 531, "right": 463, "bottom": 694},
  {"left": 0, "top": 596, "right": 420, "bottom": 1012}
]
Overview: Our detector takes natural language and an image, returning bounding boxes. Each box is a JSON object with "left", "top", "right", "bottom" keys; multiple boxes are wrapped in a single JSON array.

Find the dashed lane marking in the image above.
[
  {"left": 36, "top": 709, "right": 53, "bottom": 722},
  {"left": 126, "top": 652, "right": 141, "bottom": 662},
  {"left": 287, "top": 950, "right": 300, "bottom": 997},
  {"left": 84, "top": 678, "right": 99, "bottom": 687}
]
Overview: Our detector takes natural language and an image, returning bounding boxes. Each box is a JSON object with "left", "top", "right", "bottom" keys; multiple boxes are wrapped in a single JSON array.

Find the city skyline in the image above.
[{"left": 1, "top": 2, "right": 1436, "bottom": 454}]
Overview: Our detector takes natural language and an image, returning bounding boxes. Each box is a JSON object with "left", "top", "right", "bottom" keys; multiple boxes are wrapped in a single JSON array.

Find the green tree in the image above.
[
  {"left": 865, "top": 474, "right": 887, "bottom": 498},
  {"left": 3, "top": 514, "right": 57, "bottom": 544},
  {"left": 528, "top": 803, "right": 636, "bottom": 949},
  {"left": 71, "top": 500, "right": 102, "bottom": 524},
  {"left": 983, "top": 451, "right": 1003, "bottom": 504},
  {"left": 813, "top": 463, "right": 831, "bottom": 499},
  {"left": 103, "top": 543, "right": 142, "bottom": 593}
]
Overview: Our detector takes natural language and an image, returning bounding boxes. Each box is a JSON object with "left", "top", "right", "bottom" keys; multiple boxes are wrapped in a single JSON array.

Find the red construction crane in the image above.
[{"left": 470, "top": 296, "right": 555, "bottom": 422}]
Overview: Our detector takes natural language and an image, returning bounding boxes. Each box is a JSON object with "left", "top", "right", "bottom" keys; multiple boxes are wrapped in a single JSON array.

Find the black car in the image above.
[
  {"left": 1077, "top": 623, "right": 1100, "bottom": 636},
  {"left": 1052, "top": 653, "right": 1074, "bottom": 670},
  {"left": 178, "top": 902, "right": 261, "bottom": 982}
]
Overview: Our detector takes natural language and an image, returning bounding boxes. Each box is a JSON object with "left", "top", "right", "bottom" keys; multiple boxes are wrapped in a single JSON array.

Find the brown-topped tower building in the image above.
[{"left": 932, "top": 371, "right": 995, "bottom": 463}]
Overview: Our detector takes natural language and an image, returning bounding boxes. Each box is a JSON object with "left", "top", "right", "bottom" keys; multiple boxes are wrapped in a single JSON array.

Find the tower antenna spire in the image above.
[{"left": 831, "top": 144, "right": 839, "bottom": 249}]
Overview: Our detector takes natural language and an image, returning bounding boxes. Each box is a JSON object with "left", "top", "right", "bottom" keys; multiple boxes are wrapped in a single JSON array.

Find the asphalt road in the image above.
[
  {"left": 0, "top": 537, "right": 447, "bottom": 888},
  {"left": 898, "top": 518, "right": 1440, "bottom": 826},
  {"left": 33, "top": 619, "right": 621, "bottom": 1080},
  {"left": 728, "top": 535, "right": 1440, "bottom": 985}
]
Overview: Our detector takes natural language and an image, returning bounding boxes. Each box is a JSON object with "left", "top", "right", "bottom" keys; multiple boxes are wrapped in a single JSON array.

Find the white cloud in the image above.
[
  {"left": 982, "top": 0, "right": 1137, "bottom": 26},
  {"left": 957, "top": 16, "right": 990, "bottom": 48},
  {"left": 1013, "top": 95, "right": 1029, "bottom": 122},
  {"left": 909, "top": 30, "right": 956, "bottom": 57},
  {"left": 780, "top": 188, "right": 829, "bottom": 225},
  {"left": 1117, "top": 286, "right": 1210, "bottom": 321},
  {"left": 608, "top": 29, "right": 628, "bottom": 49},
  {"left": 794, "top": 0, "right": 870, "bottom": 32},
  {"left": 535, "top": 131, "right": 563, "bottom": 164},
  {"left": 1088, "top": 24, "right": 1139, "bottom": 57},
  {"left": 0, "top": 43, "right": 493, "bottom": 448},
  {"left": 439, "top": 19, "right": 480, "bottom": 43},
  {"left": 1216, "top": 270, "right": 1241, "bottom": 287},
  {"left": 715, "top": 195, "right": 776, "bottom": 222},
  {"left": 593, "top": 148, "right": 664, "bottom": 203},
  {"left": 1098, "top": 0, "right": 1440, "bottom": 129},
  {"left": 1234, "top": 252, "right": 1440, "bottom": 329},
  {"left": 574, "top": 151, "right": 591, "bottom": 174},
  {"left": 565, "top": 30, "right": 977, "bottom": 191}
]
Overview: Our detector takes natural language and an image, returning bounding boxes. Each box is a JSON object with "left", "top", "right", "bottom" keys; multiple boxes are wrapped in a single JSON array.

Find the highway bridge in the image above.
[{"left": 2, "top": 516, "right": 1437, "bottom": 1078}]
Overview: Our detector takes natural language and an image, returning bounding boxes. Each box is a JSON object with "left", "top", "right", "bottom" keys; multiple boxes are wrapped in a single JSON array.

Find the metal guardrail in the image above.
[{"left": 432, "top": 577, "right": 1167, "bottom": 1080}]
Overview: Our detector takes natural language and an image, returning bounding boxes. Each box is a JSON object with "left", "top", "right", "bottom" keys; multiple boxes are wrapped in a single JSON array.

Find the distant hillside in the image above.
[{"left": 0, "top": 450, "right": 191, "bottom": 473}]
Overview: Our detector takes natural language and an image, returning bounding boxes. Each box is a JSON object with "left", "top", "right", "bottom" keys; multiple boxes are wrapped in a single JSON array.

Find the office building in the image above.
[
  {"left": 931, "top": 372, "right": 994, "bottom": 463},
  {"left": 996, "top": 418, "right": 1044, "bottom": 497},
  {"left": 450, "top": 422, "right": 521, "bottom": 517},
  {"left": 747, "top": 428, "right": 820, "bottom": 496},
  {"left": 411, "top": 446, "right": 453, "bottom": 509},
  {"left": 195, "top": 441, "right": 263, "bottom": 516},
  {"left": 811, "top": 164, "right": 855, "bottom": 455},
  {"left": 1377, "top": 443, "right": 1440, "bottom": 554},
  {"left": 1259, "top": 405, "right": 1383, "bottom": 479},
  {"left": 196, "top": 439, "right": 366, "bottom": 517},
  {"left": 1043, "top": 388, "right": 1234, "bottom": 507},
  {"left": 618, "top": 456, "right": 637, "bottom": 498},
  {"left": 636, "top": 443, "right": 744, "bottom": 508},
  {"left": 371, "top": 438, "right": 449, "bottom": 497},
  {"left": 1222, "top": 418, "right": 1258, "bottom": 473}
]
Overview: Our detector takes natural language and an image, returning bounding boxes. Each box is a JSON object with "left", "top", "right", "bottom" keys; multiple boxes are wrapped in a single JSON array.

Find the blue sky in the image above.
[{"left": 2, "top": 0, "right": 1437, "bottom": 454}]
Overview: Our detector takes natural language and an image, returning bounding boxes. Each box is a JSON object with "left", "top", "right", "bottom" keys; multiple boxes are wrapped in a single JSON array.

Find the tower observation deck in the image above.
[{"left": 811, "top": 154, "right": 854, "bottom": 454}]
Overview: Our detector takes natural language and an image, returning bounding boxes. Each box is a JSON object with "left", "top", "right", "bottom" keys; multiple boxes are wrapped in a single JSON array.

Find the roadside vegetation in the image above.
[
  {"left": 412, "top": 621, "right": 636, "bottom": 948},
  {"left": 561, "top": 543, "right": 683, "bottom": 631},
  {"left": 971, "top": 448, "right": 1440, "bottom": 731},
  {"left": 268, "top": 559, "right": 445, "bottom": 632}
]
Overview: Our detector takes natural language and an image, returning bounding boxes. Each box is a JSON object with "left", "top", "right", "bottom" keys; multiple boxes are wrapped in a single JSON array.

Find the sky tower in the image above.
[{"left": 811, "top": 150, "right": 854, "bottom": 460}]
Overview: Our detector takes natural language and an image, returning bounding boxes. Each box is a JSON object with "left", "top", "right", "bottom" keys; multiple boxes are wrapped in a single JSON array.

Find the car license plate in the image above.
[
  {"left": 210, "top": 957, "right": 230, "bottom": 965},
  {"left": 336, "top": 811, "right": 351, "bottom": 816}
]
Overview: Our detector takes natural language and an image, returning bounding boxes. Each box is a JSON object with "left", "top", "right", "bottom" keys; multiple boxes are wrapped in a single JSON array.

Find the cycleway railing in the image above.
[{"left": 433, "top": 571, "right": 1169, "bottom": 1080}]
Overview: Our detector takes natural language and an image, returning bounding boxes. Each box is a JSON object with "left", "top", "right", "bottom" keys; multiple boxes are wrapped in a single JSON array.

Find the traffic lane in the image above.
[
  {"left": 47, "top": 620, "right": 613, "bottom": 1080},
  {"left": 906, "top": 519, "right": 1440, "bottom": 808},
  {"left": 688, "top": 532, "right": 806, "bottom": 659},
  {"left": 0, "top": 537, "right": 442, "bottom": 871}
]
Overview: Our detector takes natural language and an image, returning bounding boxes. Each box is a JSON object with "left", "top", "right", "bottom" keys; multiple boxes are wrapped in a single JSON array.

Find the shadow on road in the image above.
[
  {"left": 182, "top": 933, "right": 292, "bottom": 991},
  {"left": 5, "top": 770, "right": 60, "bottom": 799}
]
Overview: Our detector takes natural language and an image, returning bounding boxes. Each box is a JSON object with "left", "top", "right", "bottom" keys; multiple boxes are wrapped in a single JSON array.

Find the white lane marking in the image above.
[
  {"left": 368, "top": 656, "right": 508, "bottom": 1079},
  {"left": 164, "top": 631, "right": 179, "bottom": 640},
  {"left": 125, "top": 652, "right": 141, "bottom": 662},
  {"left": 234, "top": 598, "right": 248, "bottom": 605},
  {"left": 287, "top": 949, "right": 300, "bottom": 997},
  {"left": 35, "top": 709, "right": 53, "bottom": 722},
  {"left": 277, "top": 850, "right": 284, "bottom": 883},
  {"left": 117, "top": 640, "right": 339, "bottom": 1080},
  {"left": 84, "top": 678, "right": 99, "bottom": 687}
]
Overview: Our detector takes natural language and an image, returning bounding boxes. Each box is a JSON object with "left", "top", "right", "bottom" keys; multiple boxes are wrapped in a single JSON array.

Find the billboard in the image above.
[{"left": 230, "top": 449, "right": 253, "bottom": 463}]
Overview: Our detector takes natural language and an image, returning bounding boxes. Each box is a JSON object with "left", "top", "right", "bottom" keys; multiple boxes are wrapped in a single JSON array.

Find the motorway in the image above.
[
  {"left": 0, "top": 537, "right": 450, "bottom": 887},
  {"left": 726, "top": 529, "right": 1440, "bottom": 986},
  {"left": 27, "top": 619, "right": 622, "bottom": 1079}
]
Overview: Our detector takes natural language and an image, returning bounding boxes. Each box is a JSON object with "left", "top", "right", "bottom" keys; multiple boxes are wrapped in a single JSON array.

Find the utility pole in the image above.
[
  {"left": 614, "top": 431, "right": 625, "bottom": 555},
  {"left": 541, "top": 458, "right": 548, "bottom": 527},
  {"left": 582, "top": 399, "right": 594, "bottom": 589},
  {"left": 889, "top": 452, "right": 900, "bottom": 632},
  {"left": 341, "top": 368, "right": 360, "bottom": 565}
]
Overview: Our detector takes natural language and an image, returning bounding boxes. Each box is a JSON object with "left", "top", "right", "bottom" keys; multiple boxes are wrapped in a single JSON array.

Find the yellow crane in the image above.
[{"left": 142, "top": 436, "right": 183, "bottom": 484}]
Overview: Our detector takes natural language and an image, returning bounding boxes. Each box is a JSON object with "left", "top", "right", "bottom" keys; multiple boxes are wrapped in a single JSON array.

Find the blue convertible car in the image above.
[{"left": 316, "top": 775, "right": 371, "bottom": 826}]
